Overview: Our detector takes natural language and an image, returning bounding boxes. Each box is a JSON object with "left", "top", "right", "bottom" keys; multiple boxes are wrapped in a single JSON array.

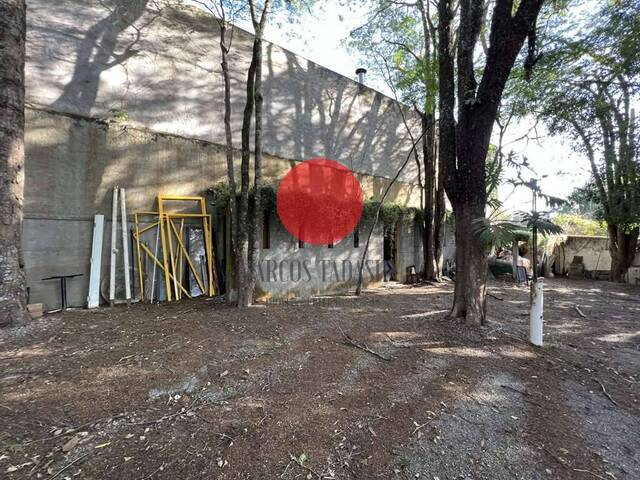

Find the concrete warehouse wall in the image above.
[
  {"left": 23, "top": 109, "right": 422, "bottom": 308},
  {"left": 22, "top": 0, "right": 428, "bottom": 309},
  {"left": 257, "top": 215, "right": 386, "bottom": 300},
  {"left": 25, "top": 0, "right": 422, "bottom": 186}
]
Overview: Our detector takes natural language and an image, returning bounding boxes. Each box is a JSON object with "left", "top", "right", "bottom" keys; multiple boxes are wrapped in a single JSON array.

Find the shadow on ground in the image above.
[{"left": 1, "top": 278, "right": 638, "bottom": 479}]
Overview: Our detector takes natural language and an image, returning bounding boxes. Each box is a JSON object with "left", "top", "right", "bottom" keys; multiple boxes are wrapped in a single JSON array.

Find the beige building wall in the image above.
[
  {"left": 26, "top": 0, "right": 422, "bottom": 191},
  {"left": 22, "top": 0, "right": 426, "bottom": 308}
]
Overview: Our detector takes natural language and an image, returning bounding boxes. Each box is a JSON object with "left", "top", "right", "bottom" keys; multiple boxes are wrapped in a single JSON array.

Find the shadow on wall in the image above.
[
  {"left": 23, "top": 0, "right": 425, "bottom": 308},
  {"left": 51, "top": 0, "right": 156, "bottom": 115},
  {"left": 24, "top": 110, "right": 227, "bottom": 309},
  {"left": 268, "top": 49, "right": 416, "bottom": 185},
  {"left": 28, "top": 0, "right": 421, "bottom": 194}
]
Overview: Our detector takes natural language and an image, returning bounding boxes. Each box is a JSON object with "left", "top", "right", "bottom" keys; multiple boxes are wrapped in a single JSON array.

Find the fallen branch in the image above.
[
  {"left": 50, "top": 452, "right": 92, "bottom": 480},
  {"left": 411, "top": 417, "right": 436, "bottom": 436},
  {"left": 542, "top": 446, "right": 611, "bottom": 480},
  {"left": 14, "top": 413, "right": 126, "bottom": 446},
  {"left": 595, "top": 379, "right": 619, "bottom": 407},
  {"left": 288, "top": 453, "right": 321, "bottom": 479},
  {"left": 500, "top": 384, "right": 545, "bottom": 408},
  {"left": 488, "top": 293, "right": 504, "bottom": 301},
  {"left": 575, "top": 305, "right": 587, "bottom": 318},
  {"left": 280, "top": 461, "right": 292, "bottom": 478},
  {"left": 129, "top": 394, "right": 202, "bottom": 426},
  {"left": 336, "top": 324, "right": 393, "bottom": 362}
]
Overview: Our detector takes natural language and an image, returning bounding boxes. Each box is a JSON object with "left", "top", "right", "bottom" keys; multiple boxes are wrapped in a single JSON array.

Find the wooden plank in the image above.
[
  {"left": 169, "top": 218, "right": 205, "bottom": 294},
  {"left": 87, "top": 214, "right": 104, "bottom": 308},
  {"left": 165, "top": 216, "right": 179, "bottom": 301},
  {"left": 27, "top": 303, "right": 44, "bottom": 318},
  {"left": 157, "top": 199, "right": 172, "bottom": 302},
  {"left": 134, "top": 213, "right": 145, "bottom": 301},
  {"left": 137, "top": 240, "right": 191, "bottom": 298}
]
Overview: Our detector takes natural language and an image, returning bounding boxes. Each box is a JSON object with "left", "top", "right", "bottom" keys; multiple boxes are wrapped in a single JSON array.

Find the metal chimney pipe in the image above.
[{"left": 355, "top": 67, "right": 367, "bottom": 84}]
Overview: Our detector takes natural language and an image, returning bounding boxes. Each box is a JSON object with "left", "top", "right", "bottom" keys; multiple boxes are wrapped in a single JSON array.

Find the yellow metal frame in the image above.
[{"left": 133, "top": 195, "right": 218, "bottom": 302}]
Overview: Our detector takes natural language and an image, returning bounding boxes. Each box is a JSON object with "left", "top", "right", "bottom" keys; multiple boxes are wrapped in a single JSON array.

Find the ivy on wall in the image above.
[
  {"left": 207, "top": 182, "right": 277, "bottom": 213},
  {"left": 208, "top": 183, "right": 421, "bottom": 229},
  {"left": 361, "top": 198, "right": 421, "bottom": 229}
]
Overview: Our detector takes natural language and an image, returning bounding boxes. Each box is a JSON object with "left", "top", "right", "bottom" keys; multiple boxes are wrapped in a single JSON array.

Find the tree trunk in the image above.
[
  {"left": 450, "top": 200, "right": 487, "bottom": 324},
  {"left": 463, "top": 204, "right": 488, "bottom": 325},
  {"left": 0, "top": 0, "right": 30, "bottom": 327},
  {"left": 608, "top": 224, "right": 639, "bottom": 282},
  {"left": 449, "top": 201, "right": 468, "bottom": 318},
  {"left": 437, "top": 0, "right": 459, "bottom": 307},
  {"left": 438, "top": 0, "right": 543, "bottom": 323},
  {"left": 237, "top": 47, "right": 258, "bottom": 308},
  {"left": 236, "top": 0, "right": 271, "bottom": 308},
  {"left": 422, "top": 112, "right": 437, "bottom": 280},
  {"left": 247, "top": 25, "right": 265, "bottom": 303},
  {"left": 433, "top": 141, "right": 446, "bottom": 278},
  {"left": 218, "top": 21, "right": 239, "bottom": 304}
]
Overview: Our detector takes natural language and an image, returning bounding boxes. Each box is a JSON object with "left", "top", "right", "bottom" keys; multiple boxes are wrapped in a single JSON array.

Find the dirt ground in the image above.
[{"left": 1, "top": 278, "right": 639, "bottom": 479}]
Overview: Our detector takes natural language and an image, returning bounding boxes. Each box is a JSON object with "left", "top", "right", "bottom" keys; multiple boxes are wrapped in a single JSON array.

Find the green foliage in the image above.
[
  {"left": 255, "top": 183, "right": 277, "bottom": 212},
  {"left": 103, "top": 108, "right": 129, "bottom": 123},
  {"left": 208, "top": 182, "right": 232, "bottom": 211},
  {"left": 293, "top": 452, "right": 308, "bottom": 465},
  {"left": 210, "top": 185, "right": 420, "bottom": 228},
  {"left": 558, "top": 182, "right": 606, "bottom": 220},
  {"left": 472, "top": 210, "right": 561, "bottom": 249},
  {"left": 380, "top": 203, "right": 405, "bottom": 227},
  {"left": 508, "top": 0, "right": 640, "bottom": 230},
  {"left": 207, "top": 181, "right": 276, "bottom": 212},
  {"left": 472, "top": 218, "right": 527, "bottom": 249},
  {"left": 553, "top": 213, "right": 607, "bottom": 236},
  {"left": 347, "top": 0, "right": 436, "bottom": 112},
  {"left": 361, "top": 198, "right": 420, "bottom": 228},
  {"left": 518, "top": 211, "right": 564, "bottom": 237},
  {"left": 201, "top": 0, "right": 316, "bottom": 26}
]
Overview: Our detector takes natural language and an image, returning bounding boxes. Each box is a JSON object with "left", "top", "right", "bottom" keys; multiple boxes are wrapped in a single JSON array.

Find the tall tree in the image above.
[
  {"left": 240, "top": 0, "right": 271, "bottom": 307},
  {"left": 349, "top": 0, "right": 445, "bottom": 281},
  {"left": 438, "top": 0, "right": 545, "bottom": 324},
  {"left": 196, "top": 0, "right": 240, "bottom": 301},
  {"left": 0, "top": 0, "right": 30, "bottom": 327},
  {"left": 198, "top": 0, "right": 312, "bottom": 307},
  {"left": 515, "top": 0, "right": 640, "bottom": 282}
]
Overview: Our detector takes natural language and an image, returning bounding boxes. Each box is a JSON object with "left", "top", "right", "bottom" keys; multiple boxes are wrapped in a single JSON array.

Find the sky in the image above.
[{"left": 193, "top": 0, "right": 593, "bottom": 215}]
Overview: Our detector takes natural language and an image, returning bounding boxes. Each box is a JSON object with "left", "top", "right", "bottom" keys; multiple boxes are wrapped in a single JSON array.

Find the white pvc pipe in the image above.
[
  {"left": 530, "top": 278, "right": 544, "bottom": 346},
  {"left": 120, "top": 188, "right": 131, "bottom": 304},
  {"left": 109, "top": 187, "right": 119, "bottom": 307}
]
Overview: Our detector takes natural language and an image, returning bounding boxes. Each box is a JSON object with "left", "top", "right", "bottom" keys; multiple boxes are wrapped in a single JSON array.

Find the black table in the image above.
[{"left": 42, "top": 274, "right": 83, "bottom": 311}]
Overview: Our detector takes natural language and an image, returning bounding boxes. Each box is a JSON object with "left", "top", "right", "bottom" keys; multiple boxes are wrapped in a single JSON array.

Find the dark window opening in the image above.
[
  {"left": 262, "top": 211, "right": 270, "bottom": 249},
  {"left": 298, "top": 238, "right": 304, "bottom": 248},
  {"left": 328, "top": 241, "right": 334, "bottom": 248},
  {"left": 354, "top": 226, "right": 360, "bottom": 248}
]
